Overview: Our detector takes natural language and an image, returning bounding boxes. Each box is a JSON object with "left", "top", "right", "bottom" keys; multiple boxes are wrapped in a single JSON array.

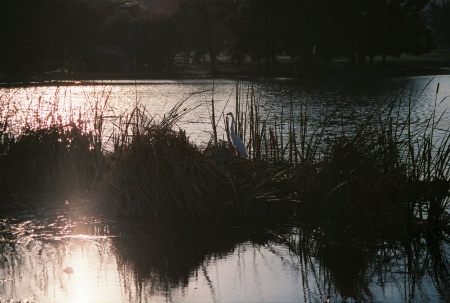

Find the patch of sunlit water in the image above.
[
  {"left": 1, "top": 212, "right": 304, "bottom": 302},
  {"left": 1, "top": 76, "right": 449, "bottom": 148},
  {"left": 0, "top": 213, "right": 119, "bottom": 303}
]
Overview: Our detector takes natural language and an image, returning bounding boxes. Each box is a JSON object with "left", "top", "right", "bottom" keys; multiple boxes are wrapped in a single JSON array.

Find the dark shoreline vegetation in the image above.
[
  {"left": 1, "top": 50, "right": 450, "bottom": 88},
  {"left": 0, "top": 80, "right": 449, "bottom": 246},
  {"left": 1, "top": 0, "right": 449, "bottom": 85}
]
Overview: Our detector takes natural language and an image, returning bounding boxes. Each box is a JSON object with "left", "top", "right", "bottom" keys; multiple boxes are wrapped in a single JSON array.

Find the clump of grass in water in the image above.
[
  {"left": 221, "top": 79, "right": 449, "bottom": 240},
  {"left": 0, "top": 120, "right": 104, "bottom": 198},
  {"left": 0, "top": 86, "right": 109, "bottom": 200},
  {"left": 2, "top": 80, "right": 449, "bottom": 232},
  {"left": 290, "top": 82, "right": 450, "bottom": 242},
  {"left": 91, "top": 99, "right": 235, "bottom": 218}
]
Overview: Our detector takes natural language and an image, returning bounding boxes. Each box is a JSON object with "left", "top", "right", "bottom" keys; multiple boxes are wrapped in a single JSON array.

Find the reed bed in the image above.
[
  {"left": 90, "top": 99, "right": 290, "bottom": 221},
  {"left": 0, "top": 81, "right": 449, "bottom": 239},
  {"left": 0, "top": 118, "right": 104, "bottom": 199},
  {"left": 218, "top": 80, "right": 449, "bottom": 240},
  {"left": 2, "top": 82, "right": 448, "bottom": 303},
  {"left": 91, "top": 104, "right": 227, "bottom": 218}
]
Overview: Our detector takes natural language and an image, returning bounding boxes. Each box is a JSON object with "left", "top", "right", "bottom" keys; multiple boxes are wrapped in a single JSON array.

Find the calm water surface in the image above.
[
  {"left": 1, "top": 76, "right": 449, "bottom": 145},
  {"left": 1, "top": 204, "right": 448, "bottom": 303},
  {"left": 1, "top": 76, "right": 449, "bottom": 302}
]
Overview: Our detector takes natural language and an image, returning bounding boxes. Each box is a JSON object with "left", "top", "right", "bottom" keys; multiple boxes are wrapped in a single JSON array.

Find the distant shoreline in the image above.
[{"left": 1, "top": 52, "right": 450, "bottom": 88}]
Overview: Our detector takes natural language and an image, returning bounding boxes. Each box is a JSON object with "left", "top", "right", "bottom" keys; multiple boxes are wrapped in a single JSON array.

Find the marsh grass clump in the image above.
[
  {"left": 1, "top": 81, "right": 449, "bottom": 232},
  {"left": 92, "top": 102, "right": 291, "bottom": 221},
  {"left": 0, "top": 121, "right": 103, "bottom": 198},
  {"left": 293, "top": 106, "right": 450, "bottom": 241},
  {"left": 299, "top": 129, "right": 409, "bottom": 238},
  {"left": 92, "top": 105, "right": 235, "bottom": 218},
  {"left": 223, "top": 79, "right": 450, "bottom": 240}
]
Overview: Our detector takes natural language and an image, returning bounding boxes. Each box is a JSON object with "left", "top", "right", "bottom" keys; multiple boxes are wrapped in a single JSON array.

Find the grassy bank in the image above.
[{"left": 0, "top": 81, "right": 449, "bottom": 244}]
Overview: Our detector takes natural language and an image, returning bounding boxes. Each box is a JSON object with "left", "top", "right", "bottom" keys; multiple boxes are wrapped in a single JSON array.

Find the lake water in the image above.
[
  {"left": 2, "top": 76, "right": 449, "bottom": 146},
  {"left": 1, "top": 76, "right": 449, "bottom": 302},
  {"left": 1, "top": 203, "right": 448, "bottom": 303}
]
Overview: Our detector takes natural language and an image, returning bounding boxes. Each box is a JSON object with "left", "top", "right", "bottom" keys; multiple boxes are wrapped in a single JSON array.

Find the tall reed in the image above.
[
  {"left": 218, "top": 79, "right": 449, "bottom": 239},
  {"left": 0, "top": 87, "right": 108, "bottom": 199},
  {"left": 91, "top": 98, "right": 237, "bottom": 218},
  {"left": 295, "top": 83, "right": 449, "bottom": 241},
  {"left": 0, "top": 120, "right": 103, "bottom": 197},
  {"left": 1, "top": 80, "right": 449, "bottom": 232}
]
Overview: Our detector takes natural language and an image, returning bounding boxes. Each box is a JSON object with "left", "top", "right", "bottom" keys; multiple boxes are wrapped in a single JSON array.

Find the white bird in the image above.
[{"left": 226, "top": 112, "right": 247, "bottom": 158}]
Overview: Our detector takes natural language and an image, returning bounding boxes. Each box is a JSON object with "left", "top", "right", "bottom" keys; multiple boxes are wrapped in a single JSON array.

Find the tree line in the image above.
[{"left": 0, "top": 0, "right": 448, "bottom": 75}]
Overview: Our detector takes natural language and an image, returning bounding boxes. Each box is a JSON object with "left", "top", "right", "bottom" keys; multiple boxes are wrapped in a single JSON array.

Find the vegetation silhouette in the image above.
[{"left": 1, "top": 0, "right": 448, "bottom": 81}]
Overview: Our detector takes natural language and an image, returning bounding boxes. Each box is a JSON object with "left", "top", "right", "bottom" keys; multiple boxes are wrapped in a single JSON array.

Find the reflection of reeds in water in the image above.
[
  {"left": 0, "top": 216, "right": 72, "bottom": 301},
  {"left": 285, "top": 226, "right": 450, "bottom": 302},
  {"left": 110, "top": 220, "right": 275, "bottom": 299}
]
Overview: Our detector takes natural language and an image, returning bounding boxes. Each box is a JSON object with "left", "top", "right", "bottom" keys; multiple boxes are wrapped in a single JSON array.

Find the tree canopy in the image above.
[
  {"left": 0, "top": 0, "right": 438, "bottom": 75},
  {"left": 427, "top": 0, "right": 450, "bottom": 49}
]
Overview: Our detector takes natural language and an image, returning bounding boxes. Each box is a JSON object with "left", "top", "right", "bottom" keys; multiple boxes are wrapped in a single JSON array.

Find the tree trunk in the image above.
[{"left": 202, "top": 0, "right": 216, "bottom": 75}]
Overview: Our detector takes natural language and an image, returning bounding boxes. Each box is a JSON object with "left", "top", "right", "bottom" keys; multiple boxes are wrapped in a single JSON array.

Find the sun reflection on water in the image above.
[
  {"left": 52, "top": 237, "right": 122, "bottom": 303},
  {"left": 0, "top": 77, "right": 447, "bottom": 153},
  {"left": 0, "top": 212, "right": 448, "bottom": 303},
  {"left": 1, "top": 77, "right": 449, "bottom": 149}
]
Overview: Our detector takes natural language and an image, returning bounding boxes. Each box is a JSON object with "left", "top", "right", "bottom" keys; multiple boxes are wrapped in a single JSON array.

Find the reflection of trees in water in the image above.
[{"left": 286, "top": 228, "right": 450, "bottom": 302}]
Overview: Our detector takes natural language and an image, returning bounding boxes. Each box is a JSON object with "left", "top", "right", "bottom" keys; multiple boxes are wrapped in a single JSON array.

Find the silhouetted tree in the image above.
[
  {"left": 0, "top": 0, "right": 103, "bottom": 74},
  {"left": 0, "top": 0, "right": 438, "bottom": 77},
  {"left": 227, "top": 0, "right": 289, "bottom": 70},
  {"left": 427, "top": 0, "right": 450, "bottom": 49},
  {"left": 173, "top": 0, "right": 232, "bottom": 73},
  {"left": 134, "top": 18, "right": 181, "bottom": 72},
  {"left": 312, "top": 0, "right": 434, "bottom": 65}
]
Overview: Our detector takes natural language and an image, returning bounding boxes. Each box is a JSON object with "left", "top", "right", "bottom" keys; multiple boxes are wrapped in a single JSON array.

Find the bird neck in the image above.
[{"left": 229, "top": 116, "right": 235, "bottom": 134}]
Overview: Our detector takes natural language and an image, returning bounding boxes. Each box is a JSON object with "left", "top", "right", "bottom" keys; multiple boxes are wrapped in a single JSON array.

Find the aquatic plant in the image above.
[
  {"left": 287, "top": 83, "right": 450, "bottom": 242},
  {"left": 218, "top": 80, "right": 449, "bottom": 241},
  {"left": 0, "top": 89, "right": 108, "bottom": 200},
  {"left": 1, "top": 80, "right": 448, "bottom": 303},
  {"left": 0, "top": 80, "right": 449, "bottom": 236},
  {"left": 91, "top": 99, "right": 230, "bottom": 218},
  {"left": 0, "top": 121, "right": 103, "bottom": 198}
]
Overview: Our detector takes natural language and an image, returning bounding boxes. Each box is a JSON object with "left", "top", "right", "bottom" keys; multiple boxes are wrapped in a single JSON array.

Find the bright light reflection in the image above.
[
  {"left": 52, "top": 238, "right": 122, "bottom": 303},
  {"left": 170, "top": 242, "right": 307, "bottom": 303},
  {"left": 2, "top": 76, "right": 449, "bottom": 147}
]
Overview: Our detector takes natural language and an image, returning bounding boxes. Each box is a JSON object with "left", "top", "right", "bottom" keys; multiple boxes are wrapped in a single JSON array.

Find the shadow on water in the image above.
[{"left": 0, "top": 200, "right": 448, "bottom": 302}]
